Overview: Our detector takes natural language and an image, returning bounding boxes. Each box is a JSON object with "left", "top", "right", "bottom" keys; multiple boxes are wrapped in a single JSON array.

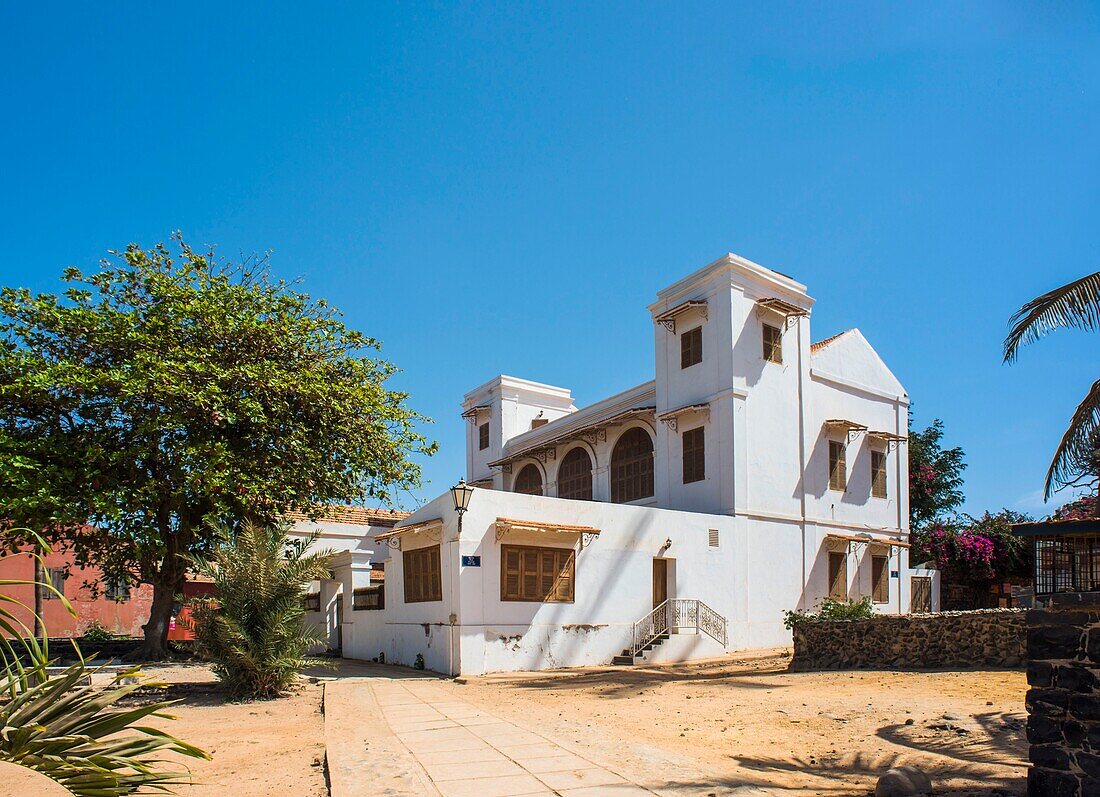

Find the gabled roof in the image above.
[
  {"left": 810, "top": 330, "right": 853, "bottom": 354},
  {"left": 284, "top": 506, "right": 411, "bottom": 528}
]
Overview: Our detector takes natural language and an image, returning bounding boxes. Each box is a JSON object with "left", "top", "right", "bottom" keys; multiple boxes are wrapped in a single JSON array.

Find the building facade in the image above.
[{"left": 335, "top": 254, "right": 923, "bottom": 675}]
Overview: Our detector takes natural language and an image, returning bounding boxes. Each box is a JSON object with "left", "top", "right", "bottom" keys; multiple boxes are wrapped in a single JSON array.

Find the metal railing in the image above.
[{"left": 630, "top": 598, "right": 728, "bottom": 657}]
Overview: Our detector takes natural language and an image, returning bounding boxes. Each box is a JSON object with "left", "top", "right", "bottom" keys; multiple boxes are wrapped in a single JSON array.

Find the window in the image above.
[
  {"left": 871, "top": 450, "right": 887, "bottom": 498},
  {"left": 403, "top": 545, "right": 442, "bottom": 603},
  {"left": 610, "top": 427, "right": 654, "bottom": 503},
  {"left": 531, "top": 418, "right": 549, "bottom": 429},
  {"left": 681, "top": 326, "right": 703, "bottom": 369},
  {"left": 353, "top": 585, "right": 385, "bottom": 610},
  {"left": 501, "top": 544, "right": 575, "bottom": 602},
  {"left": 514, "top": 464, "right": 543, "bottom": 495},
  {"left": 828, "top": 551, "right": 847, "bottom": 599},
  {"left": 44, "top": 567, "right": 66, "bottom": 600},
  {"left": 303, "top": 592, "right": 321, "bottom": 612},
  {"left": 682, "top": 427, "right": 705, "bottom": 484},
  {"left": 478, "top": 423, "right": 489, "bottom": 450},
  {"left": 105, "top": 577, "right": 129, "bottom": 602},
  {"left": 708, "top": 528, "right": 720, "bottom": 548},
  {"left": 829, "top": 440, "right": 847, "bottom": 491},
  {"left": 762, "top": 323, "right": 782, "bottom": 364},
  {"left": 557, "top": 447, "right": 593, "bottom": 501},
  {"left": 872, "top": 555, "right": 889, "bottom": 603}
]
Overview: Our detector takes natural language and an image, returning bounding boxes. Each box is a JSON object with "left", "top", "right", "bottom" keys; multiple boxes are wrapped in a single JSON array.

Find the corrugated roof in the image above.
[
  {"left": 284, "top": 506, "right": 411, "bottom": 527},
  {"left": 810, "top": 329, "right": 852, "bottom": 354}
]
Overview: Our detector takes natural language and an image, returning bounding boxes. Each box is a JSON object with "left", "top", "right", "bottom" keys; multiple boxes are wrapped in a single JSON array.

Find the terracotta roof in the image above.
[
  {"left": 810, "top": 330, "right": 851, "bottom": 353},
  {"left": 284, "top": 506, "right": 411, "bottom": 528}
]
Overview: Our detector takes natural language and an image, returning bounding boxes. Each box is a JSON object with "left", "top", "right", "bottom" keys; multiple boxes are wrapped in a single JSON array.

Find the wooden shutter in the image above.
[
  {"left": 479, "top": 422, "right": 489, "bottom": 450},
  {"left": 681, "top": 326, "right": 702, "bottom": 369},
  {"left": 872, "top": 555, "right": 889, "bottom": 603},
  {"left": 828, "top": 551, "right": 847, "bottom": 599},
  {"left": 404, "top": 546, "right": 442, "bottom": 603},
  {"left": 763, "top": 323, "right": 782, "bottom": 363},
  {"left": 871, "top": 450, "right": 887, "bottom": 498},
  {"left": 682, "top": 427, "right": 705, "bottom": 484},
  {"left": 829, "top": 441, "right": 847, "bottom": 491},
  {"left": 500, "top": 544, "right": 575, "bottom": 602}
]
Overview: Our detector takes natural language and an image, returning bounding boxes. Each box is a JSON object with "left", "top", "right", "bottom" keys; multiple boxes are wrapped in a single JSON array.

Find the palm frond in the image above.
[
  {"left": 1045, "top": 378, "right": 1100, "bottom": 498},
  {"left": 1004, "top": 270, "right": 1100, "bottom": 362}
]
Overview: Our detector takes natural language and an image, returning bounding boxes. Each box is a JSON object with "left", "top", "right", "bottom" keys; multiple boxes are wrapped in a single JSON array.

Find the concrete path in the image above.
[{"left": 326, "top": 675, "right": 660, "bottom": 797}]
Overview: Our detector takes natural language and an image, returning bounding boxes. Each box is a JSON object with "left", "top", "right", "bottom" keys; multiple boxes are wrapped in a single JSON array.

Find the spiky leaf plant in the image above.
[
  {"left": 188, "top": 521, "right": 335, "bottom": 699},
  {"left": 0, "top": 532, "right": 208, "bottom": 795}
]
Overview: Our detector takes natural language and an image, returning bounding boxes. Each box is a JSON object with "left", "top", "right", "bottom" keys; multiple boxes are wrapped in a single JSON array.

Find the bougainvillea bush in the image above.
[
  {"left": 910, "top": 510, "right": 1032, "bottom": 597},
  {"left": 1052, "top": 493, "right": 1099, "bottom": 520}
]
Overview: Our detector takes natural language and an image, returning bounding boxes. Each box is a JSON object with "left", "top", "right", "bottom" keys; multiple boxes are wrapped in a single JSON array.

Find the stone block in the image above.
[
  {"left": 1029, "top": 688, "right": 1071, "bottom": 717},
  {"left": 1029, "top": 714, "right": 1065, "bottom": 745},
  {"left": 1077, "top": 751, "right": 1100, "bottom": 780},
  {"left": 1060, "top": 665, "right": 1100, "bottom": 693},
  {"left": 1030, "top": 626, "right": 1085, "bottom": 660},
  {"left": 1032, "top": 743, "right": 1074, "bottom": 770},
  {"left": 1065, "top": 720, "right": 1087, "bottom": 747},
  {"left": 1073, "top": 695, "right": 1100, "bottom": 723},
  {"left": 1028, "top": 767, "right": 1080, "bottom": 797}
]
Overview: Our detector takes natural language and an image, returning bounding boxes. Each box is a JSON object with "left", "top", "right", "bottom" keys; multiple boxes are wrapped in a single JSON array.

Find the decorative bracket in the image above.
[
  {"left": 581, "top": 532, "right": 598, "bottom": 549},
  {"left": 658, "top": 318, "right": 677, "bottom": 334},
  {"left": 461, "top": 405, "right": 489, "bottom": 425},
  {"left": 500, "top": 462, "right": 512, "bottom": 474},
  {"left": 386, "top": 537, "right": 401, "bottom": 550},
  {"left": 660, "top": 416, "right": 678, "bottom": 432},
  {"left": 581, "top": 428, "right": 607, "bottom": 445},
  {"left": 534, "top": 447, "right": 556, "bottom": 463}
]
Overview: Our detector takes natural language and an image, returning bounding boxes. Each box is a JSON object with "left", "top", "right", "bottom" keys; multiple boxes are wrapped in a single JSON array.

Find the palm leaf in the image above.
[
  {"left": 1004, "top": 270, "right": 1100, "bottom": 362},
  {"left": 1045, "top": 378, "right": 1100, "bottom": 498}
]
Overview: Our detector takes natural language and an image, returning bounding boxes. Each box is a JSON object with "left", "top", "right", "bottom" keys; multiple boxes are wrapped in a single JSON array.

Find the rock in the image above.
[
  {"left": 942, "top": 712, "right": 964, "bottom": 721},
  {"left": 875, "top": 766, "right": 932, "bottom": 797}
]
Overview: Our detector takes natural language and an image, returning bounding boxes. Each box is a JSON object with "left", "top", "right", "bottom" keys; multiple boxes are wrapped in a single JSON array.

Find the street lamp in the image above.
[{"left": 450, "top": 479, "right": 474, "bottom": 536}]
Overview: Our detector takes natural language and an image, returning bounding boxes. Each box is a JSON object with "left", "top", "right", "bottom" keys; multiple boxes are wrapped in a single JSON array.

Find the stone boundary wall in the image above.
[
  {"left": 790, "top": 609, "right": 1026, "bottom": 671},
  {"left": 1026, "top": 594, "right": 1100, "bottom": 797}
]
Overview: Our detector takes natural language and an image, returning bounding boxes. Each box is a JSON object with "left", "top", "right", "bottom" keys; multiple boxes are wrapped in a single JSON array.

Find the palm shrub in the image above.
[
  {"left": 0, "top": 532, "right": 208, "bottom": 796},
  {"left": 188, "top": 521, "right": 335, "bottom": 699}
]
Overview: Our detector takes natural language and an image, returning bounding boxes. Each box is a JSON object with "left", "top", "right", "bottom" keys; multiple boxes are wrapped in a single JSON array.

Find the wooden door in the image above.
[
  {"left": 911, "top": 576, "right": 932, "bottom": 613},
  {"left": 828, "top": 551, "right": 847, "bottom": 600},
  {"left": 652, "top": 559, "right": 668, "bottom": 608}
]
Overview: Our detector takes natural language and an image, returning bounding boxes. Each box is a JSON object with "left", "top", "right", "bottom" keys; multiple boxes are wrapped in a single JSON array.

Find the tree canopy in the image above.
[
  {"left": 908, "top": 414, "right": 966, "bottom": 531},
  {"left": 0, "top": 235, "right": 436, "bottom": 656}
]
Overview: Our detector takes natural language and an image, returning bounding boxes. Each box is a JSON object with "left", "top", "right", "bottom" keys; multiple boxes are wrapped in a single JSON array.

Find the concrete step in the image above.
[{"left": 612, "top": 633, "right": 673, "bottom": 666}]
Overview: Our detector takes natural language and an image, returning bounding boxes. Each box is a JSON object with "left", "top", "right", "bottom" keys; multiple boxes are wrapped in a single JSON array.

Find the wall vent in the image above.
[{"left": 708, "top": 528, "right": 720, "bottom": 548}]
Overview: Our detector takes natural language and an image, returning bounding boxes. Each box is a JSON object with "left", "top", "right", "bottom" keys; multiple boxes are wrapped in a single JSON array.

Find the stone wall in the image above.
[
  {"left": 790, "top": 609, "right": 1026, "bottom": 671},
  {"left": 1026, "top": 594, "right": 1100, "bottom": 797}
]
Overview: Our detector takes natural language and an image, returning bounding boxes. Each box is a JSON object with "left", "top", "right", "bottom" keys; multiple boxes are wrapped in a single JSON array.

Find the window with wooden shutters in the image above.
[
  {"left": 871, "top": 450, "right": 887, "bottom": 498},
  {"left": 353, "top": 585, "right": 385, "bottom": 610},
  {"left": 514, "top": 464, "right": 543, "bottom": 495},
  {"left": 682, "top": 426, "right": 705, "bottom": 484},
  {"left": 829, "top": 440, "right": 847, "bottom": 491},
  {"left": 681, "top": 326, "right": 703, "bottom": 369},
  {"left": 557, "top": 447, "right": 593, "bottom": 501},
  {"left": 500, "top": 544, "right": 575, "bottom": 602},
  {"left": 610, "top": 427, "right": 654, "bottom": 503},
  {"left": 828, "top": 551, "right": 847, "bottom": 599},
  {"left": 478, "top": 422, "right": 489, "bottom": 450},
  {"left": 403, "top": 545, "right": 442, "bottom": 603},
  {"left": 872, "top": 555, "right": 889, "bottom": 603},
  {"left": 762, "top": 323, "right": 782, "bottom": 364}
]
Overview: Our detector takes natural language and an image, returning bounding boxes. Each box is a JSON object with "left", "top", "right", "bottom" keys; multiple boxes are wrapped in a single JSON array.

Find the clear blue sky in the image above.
[{"left": 1, "top": 3, "right": 1097, "bottom": 516}]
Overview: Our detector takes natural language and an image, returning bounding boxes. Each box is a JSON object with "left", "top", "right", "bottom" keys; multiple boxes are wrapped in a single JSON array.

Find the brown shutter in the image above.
[
  {"left": 500, "top": 544, "right": 575, "bottom": 602},
  {"left": 829, "top": 441, "right": 847, "bottom": 491},
  {"left": 502, "top": 547, "right": 521, "bottom": 600},
  {"left": 828, "top": 551, "right": 847, "bottom": 599},
  {"left": 872, "top": 555, "right": 888, "bottom": 603}
]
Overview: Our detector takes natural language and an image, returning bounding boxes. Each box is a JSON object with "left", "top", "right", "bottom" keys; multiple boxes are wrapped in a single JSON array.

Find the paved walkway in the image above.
[{"left": 326, "top": 674, "right": 660, "bottom": 797}]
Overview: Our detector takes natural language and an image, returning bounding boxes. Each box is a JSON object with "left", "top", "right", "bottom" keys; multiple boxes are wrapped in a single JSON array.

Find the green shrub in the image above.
[
  {"left": 188, "top": 521, "right": 335, "bottom": 699},
  {"left": 79, "top": 619, "right": 116, "bottom": 642},
  {"left": 783, "top": 596, "right": 875, "bottom": 629}
]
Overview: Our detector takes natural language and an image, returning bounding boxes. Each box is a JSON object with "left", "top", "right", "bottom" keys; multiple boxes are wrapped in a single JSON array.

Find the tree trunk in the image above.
[{"left": 136, "top": 560, "right": 186, "bottom": 660}]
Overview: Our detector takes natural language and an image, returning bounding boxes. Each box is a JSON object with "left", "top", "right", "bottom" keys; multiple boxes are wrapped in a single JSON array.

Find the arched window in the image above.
[
  {"left": 610, "top": 427, "right": 654, "bottom": 503},
  {"left": 557, "top": 447, "right": 593, "bottom": 501},
  {"left": 513, "top": 463, "right": 543, "bottom": 496}
]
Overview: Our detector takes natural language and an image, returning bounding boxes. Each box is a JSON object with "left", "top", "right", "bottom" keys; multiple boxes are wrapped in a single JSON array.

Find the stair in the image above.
[{"left": 611, "top": 632, "right": 669, "bottom": 666}]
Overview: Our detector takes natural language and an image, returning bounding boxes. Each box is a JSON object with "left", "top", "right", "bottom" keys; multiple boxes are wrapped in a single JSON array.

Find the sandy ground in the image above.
[
  {"left": 103, "top": 651, "right": 1026, "bottom": 797},
  {"left": 433, "top": 649, "right": 1028, "bottom": 796},
  {"left": 118, "top": 663, "right": 327, "bottom": 797}
]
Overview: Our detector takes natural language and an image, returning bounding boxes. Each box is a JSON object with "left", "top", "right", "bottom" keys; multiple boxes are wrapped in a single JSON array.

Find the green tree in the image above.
[
  {"left": 188, "top": 521, "right": 334, "bottom": 699},
  {"left": 0, "top": 235, "right": 436, "bottom": 658},
  {"left": 1004, "top": 269, "right": 1100, "bottom": 505},
  {"left": 908, "top": 414, "right": 967, "bottom": 531}
]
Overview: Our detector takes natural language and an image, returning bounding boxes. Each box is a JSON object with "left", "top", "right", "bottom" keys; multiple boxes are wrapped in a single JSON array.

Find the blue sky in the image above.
[{"left": 1, "top": 3, "right": 1097, "bottom": 516}]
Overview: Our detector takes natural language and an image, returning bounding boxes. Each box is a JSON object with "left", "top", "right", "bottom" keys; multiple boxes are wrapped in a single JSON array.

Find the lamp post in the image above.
[{"left": 450, "top": 478, "right": 474, "bottom": 537}]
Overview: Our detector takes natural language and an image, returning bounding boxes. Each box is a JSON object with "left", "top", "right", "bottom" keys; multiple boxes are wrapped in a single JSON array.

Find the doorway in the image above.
[{"left": 652, "top": 558, "right": 668, "bottom": 608}]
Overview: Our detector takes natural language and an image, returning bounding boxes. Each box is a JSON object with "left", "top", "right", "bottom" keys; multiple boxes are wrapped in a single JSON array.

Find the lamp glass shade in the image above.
[{"left": 450, "top": 480, "right": 474, "bottom": 513}]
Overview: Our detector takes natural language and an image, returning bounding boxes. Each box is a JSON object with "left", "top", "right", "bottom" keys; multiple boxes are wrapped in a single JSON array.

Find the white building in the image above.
[{"left": 312, "top": 253, "right": 933, "bottom": 676}]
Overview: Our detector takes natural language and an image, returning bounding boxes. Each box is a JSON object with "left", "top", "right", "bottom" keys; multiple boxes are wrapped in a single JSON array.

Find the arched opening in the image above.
[
  {"left": 610, "top": 427, "right": 654, "bottom": 503},
  {"left": 513, "top": 463, "right": 543, "bottom": 496},
  {"left": 557, "top": 447, "right": 593, "bottom": 501}
]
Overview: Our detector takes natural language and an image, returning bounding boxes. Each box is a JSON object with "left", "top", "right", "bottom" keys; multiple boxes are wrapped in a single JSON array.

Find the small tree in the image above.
[
  {"left": 0, "top": 235, "right": 435, "bottom": 658},
  {"left": 188, "top": 521, "right": 334, "bottom": 699},
  {"left": 908, "top": 414, "right": 967, "bottom": 531}
]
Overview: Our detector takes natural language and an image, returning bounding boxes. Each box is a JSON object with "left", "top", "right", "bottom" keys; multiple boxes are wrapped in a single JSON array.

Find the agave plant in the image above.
[
  {"left": 0, "top": 531, "right": 208, "bottom": 795},
  {"left": 188, "top": 520, "right": 334, "bottom": 699},
  {"left": 1005, "top": 269, "right": 1100, "bottom": 503}
]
